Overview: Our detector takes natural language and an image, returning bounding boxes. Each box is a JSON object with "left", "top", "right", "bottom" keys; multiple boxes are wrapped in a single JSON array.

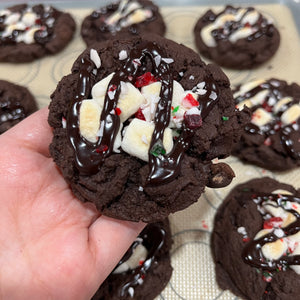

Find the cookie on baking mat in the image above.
[
  {"left": 0, "top": 4, "right": 76, "bottom": 63},
  {"left": 193, "top": 5, "right": 280, "bottom": 69},
  {"left": 48, "top": 34, "right": 250, "bottom": 222},
  {"left": 92, "top": 219, "right": 172, "bottom": 300},
  {"left": 212, "top": 177, "right": 300, "bottom": 300},
  {"left": 0, "top": 79, "right": 37, "bottom": 134},
  {"left": 233, "top": 78, "right": 300, "bottom": 171},
  {"left": 81, "top": 0, "right": 166, "bottom": 46}
]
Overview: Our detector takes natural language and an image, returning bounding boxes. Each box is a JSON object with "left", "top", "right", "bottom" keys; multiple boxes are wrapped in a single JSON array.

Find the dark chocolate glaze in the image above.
[
  {"left": 0, "top": 4, "right": 61, "bottom": 45},
  {"left": 115, "top": 223, "right": 165, "bottom": 299},
  {"left": 208, "top": 5, "right": 274, "bottom": 45},
  {"left": 91, "top": 0, "right": 156, "bottom": 34},
  {"left": 67, "top": 41, "right": 219, "bottom": 185},
  {"left": 243, "top": 193, "right": 300, "bottom": 272},
  {"left": 235, "top": 79, "right": 300, "bottom": 160}
]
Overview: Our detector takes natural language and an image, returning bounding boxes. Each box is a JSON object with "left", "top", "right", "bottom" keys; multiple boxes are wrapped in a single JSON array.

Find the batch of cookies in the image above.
[{"left": 0, "top": 1, "right": 299, "bottom": 299}]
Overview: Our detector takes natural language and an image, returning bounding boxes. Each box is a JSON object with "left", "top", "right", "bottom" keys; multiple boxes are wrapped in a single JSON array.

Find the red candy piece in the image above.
[
  {"left": 182, "top": 93, "right": 199, "bottom": 108},
  {"left": 135, "top": 108, "right": 146, "bottom": 121},
  {"left": 96, "top": 145, "right": 108, "bottom": 153},
  {"left": 184, "top": 114, "right": 202, "bottom": 129},
  {"left": 115, "top": 107, "right": 122, "bottom": 116},
  {"left": 263, "top": 217, "right": 283, "bottom": 229},
  {"left": 135, "top": 72, "right": 157, "bottom": 88}
]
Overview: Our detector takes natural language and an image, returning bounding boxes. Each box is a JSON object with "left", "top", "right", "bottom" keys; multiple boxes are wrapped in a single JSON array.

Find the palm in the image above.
[{"left": 0, "top": 108, "right": 144, "bottom": 300}]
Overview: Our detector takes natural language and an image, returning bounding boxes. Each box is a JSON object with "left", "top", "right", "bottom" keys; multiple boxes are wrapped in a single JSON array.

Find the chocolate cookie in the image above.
[
  {"left": 193, "top": 5, "right": 280, "bottom": 69},
  {"left": 233, "top": 78, "right": 300, "bottom": 171},
  {"left": 48, "top": 34, "right": 250, "bottom": 222},
  {"left": 212, "top": 177, "right": 300, "bottom": 300},
  {"left": 0, "top": 4, "right": 76, "bottom": 63},
  {"left": 81, "top": 0, "right": 166, "bottom": 46},
  {"left": 0, "top": 80, "right": 37, "bottom": 133},
  {"left": 92, "top": 219, "right": 172, "bottom": 299}
]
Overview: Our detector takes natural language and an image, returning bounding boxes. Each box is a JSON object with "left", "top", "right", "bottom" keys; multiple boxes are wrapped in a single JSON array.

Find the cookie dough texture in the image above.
[
  {"left": 48, "top": 34, "right": 250, "bottom": 222},
  {"left": 194, "top": 5, "right": 280, "bottom": 69},
  {"left": 81, "top": 0, "right": 166, "bottom": 46},
  {"left": 212, "top": 177, "right": 300, "bottom": 300},
  {"left": 0, "top": 80, "right": 37, "bottom": 134},
  {"left": 0, "top": 4, "right": 76, "bottom": 63},
  {"left": 92, "top": 219, "right": 172, "bottom": 300},
  {"left": 233, "top": 78, "right": 300, "bottom": 171}
]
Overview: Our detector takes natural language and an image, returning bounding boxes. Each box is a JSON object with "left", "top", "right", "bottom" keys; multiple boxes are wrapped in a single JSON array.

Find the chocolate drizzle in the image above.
[
  {"left": 236, "top": 79, "right": 300, "bottom": 160},
  {"left": 67, "top": 41, "right": 219, "bottom": 185},
  {"left": 242, "top": 193, "right": 300, "bottom": 272},
  {"left": 0, "top": 4, "right": 60, "bottom": 45},
  {"left": 92, "top": 0, "right": 156, "bottom": 34},
  {"left": 116, "top": 223, "right": 165, "bottom": 299},
  {"left": 209, "top": 6, "right": 273, "bottom": 44}
]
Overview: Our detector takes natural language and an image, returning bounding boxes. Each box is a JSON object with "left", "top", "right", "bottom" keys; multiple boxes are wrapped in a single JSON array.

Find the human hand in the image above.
[{"left": 0, "top": 108, "right": 145, "bottom": 300}]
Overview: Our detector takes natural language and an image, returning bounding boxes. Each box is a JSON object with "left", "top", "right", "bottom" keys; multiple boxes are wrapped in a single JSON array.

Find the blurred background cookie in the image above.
[
  {"left": 92, "top": 219, "right": 172, "bottom": 300},
  {"left": 0, "top": 79, "right": 37, "bottom": 133},
  {"left": 233, "top": 78, "right": 300, "bottom": 171},
  {"left": 81, "top": 0, "right": 166, "bottom": 46},
  {"left": 212, "top": 177, "right": 300, "bottom": 300},
  {"left": 0, "top": 4, "right": 76, "bottom": 63},
  {"left": 194, "top": 5, "right": 280, "bottom": 69}
]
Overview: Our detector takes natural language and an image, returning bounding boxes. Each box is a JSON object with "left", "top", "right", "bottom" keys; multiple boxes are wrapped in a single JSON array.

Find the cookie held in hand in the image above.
[
  {"left": 212, "top": 177, "right": 300, "bottom": 300},
  {"left": 194, "top": 5, "right": 280, "bottom": 69},
  {"left": 0, "top": 80, "right": 37, "bottom": 134},
  {"left": 48, "top": 34, "right": 250, "bottom": 222},
  {"left": 81, "top": 0, "right": 166, "bottom": 46},
  {"left": 0, "top": 4, "right": 76, "bottom": 63}
]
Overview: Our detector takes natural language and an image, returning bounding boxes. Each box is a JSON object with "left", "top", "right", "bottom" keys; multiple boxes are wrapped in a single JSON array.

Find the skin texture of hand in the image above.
[{"left": 0, "top": 108, "right": 145, "bottom": 300}]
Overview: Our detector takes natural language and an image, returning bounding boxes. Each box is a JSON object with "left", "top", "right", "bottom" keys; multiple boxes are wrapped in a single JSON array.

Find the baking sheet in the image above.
[{"left": 0, "top": 1, "right": 300, "bottom": 300}]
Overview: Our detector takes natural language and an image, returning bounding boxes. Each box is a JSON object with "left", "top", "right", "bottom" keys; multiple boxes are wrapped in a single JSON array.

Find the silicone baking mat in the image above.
[{"left": 0, "top": 1, "right": 299, "bottom": 299}]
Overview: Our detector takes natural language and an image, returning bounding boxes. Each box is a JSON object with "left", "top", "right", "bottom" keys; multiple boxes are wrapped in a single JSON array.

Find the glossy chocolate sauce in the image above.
[
  {"left": 116, "top": 223, "right": 166, "bottom": 298},
  {"left": 243, "top": 193, "right": 300, "bottom": 272},
  {"left": 67, "top": 41, "right": 219, "bottom": 185},
  {"left": 92, "top": 0, "right": 155, "bottom": 34},
  {"left": 0, "top": 4, "right": 60, "bottom": 45},
  {"left": 236, "top": 79, "right": 300, "bottom": 160},
  {"left": 209, "top": 6, "right": 274, "bottom": 44}
]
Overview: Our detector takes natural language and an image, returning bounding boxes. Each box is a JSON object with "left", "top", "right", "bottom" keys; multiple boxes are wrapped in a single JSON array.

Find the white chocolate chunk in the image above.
[
  {"left": 118, "top": 82, "right": 145, "bottom": 122},
  {"left": 22, "top": 12, "right": 37, "bottom": 27},
  {"left": 271, "top": 189, "right": 293, "bottom": 196},
  {"left": 4, "top": 12, "right": 20, "bottom": 25},
  {"left": 262, "top": 239, "right": 288, "bottom": 260},
  {"left": 113, "top": 243, "right": 148, "bottom": 274},
  {"left": 79, "top": 100, "right": 102, "bottom": 143},
  {"left": 273, "top": 97, "right": 292, "bottom": 114},
  {"left": 254, "top": 228, "right": 273, "bottom": 240},
  {"left": 241, "top": 10, "right": 260, "bottom": 25},
  {"left": 251, "top": 108, "right": 273, "bottom": 127},
  {"left": 281, "top": 104, "right": 300, "bottom": 125},
  {"left": 126, "top": 8, "right": 152, "bottom": 25},
  {"left": 121, "top": 119, "right": 173, "bottom": 162}
]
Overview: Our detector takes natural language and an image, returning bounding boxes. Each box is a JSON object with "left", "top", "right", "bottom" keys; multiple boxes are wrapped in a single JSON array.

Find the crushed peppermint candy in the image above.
[
  {"left": 90, "top": 49, "right": 101, "bottom": 68},
  {"left": 237, "top": 226, "right": 247, "bottom": 236},
  {"left": 209, "top": 91, "right": 218, "bottom": 100},
  {"left": 62, "top": 117, "right": 67, "bottom": 129},
  {"left": 154, "top": 55, "right": 162, "bottom": 67},
  {"left": 189, "top": 75, "right": 195, "bottom": 80},
  {"left": 162, "top": 57, "right": 174, "bottom": 64},
  {"left": 274, "top": 228, "right": 285, "bottom": 238},
  {"left": 119, "top": 50, "right": 128, "bottom": 60},
  {"left": 138, "top": 186, "right": 144, "bottom": 192},
  {"left": 128, "top": 287, "right": 135, "bottom": 298}
]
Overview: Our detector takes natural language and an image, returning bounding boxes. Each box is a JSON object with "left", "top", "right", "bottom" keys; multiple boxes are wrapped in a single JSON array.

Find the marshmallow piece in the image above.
[
  {"left": 273, "top": 97, "right": 293, "bottom": 114},
  {"left": 79, "top": 99, "right": 102, "bottom": 143},
  {"left": 91, "top": 73, "right": 115, "bottom": 99},
  {"left": 121, "top": 118, "right": 173, "bottom": 162},
  {"left": 251, "top": 108, "right": 273, "bottom": 127},
  {"left": 262, "top": 239, "right": 288, "bottom": 260},
  {"left": 234, "top": 80, "right": 266, "bottom": 99},
  {"left": 118, "top": 81, "right": 145, "bottom": 122},
  {"left": 113, "top": 243, "right": 148, "bottom": 274},
  {"left": 281, "top": 104, "right": 300, "bottom": 125}
]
